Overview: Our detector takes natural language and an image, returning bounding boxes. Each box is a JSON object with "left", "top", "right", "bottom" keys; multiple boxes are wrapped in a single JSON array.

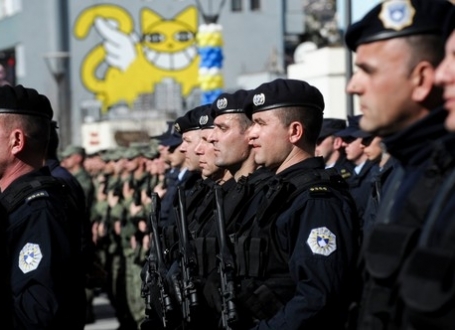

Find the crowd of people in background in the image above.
[{"left": 2, "top": 0, "right": 455, "bottom": 329}]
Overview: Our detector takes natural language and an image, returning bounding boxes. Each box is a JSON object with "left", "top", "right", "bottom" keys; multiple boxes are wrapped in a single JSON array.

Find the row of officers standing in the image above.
[
  {"left": 136, "top": 0, "right": 455, "bottom": 329},
  {"left": 1, "top": 0, "right": 455, "bottom": 329}
]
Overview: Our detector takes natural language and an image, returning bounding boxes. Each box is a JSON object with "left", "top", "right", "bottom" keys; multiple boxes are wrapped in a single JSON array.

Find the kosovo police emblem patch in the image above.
[
  {"left": 19, "top": 243, "right": 43, "bottom": 274},
  {"left": 307, "top": 227, "right": 336, "bottom": 256},
  {"left": 379, "top": 0, "right": 415, "bottom": 31}
]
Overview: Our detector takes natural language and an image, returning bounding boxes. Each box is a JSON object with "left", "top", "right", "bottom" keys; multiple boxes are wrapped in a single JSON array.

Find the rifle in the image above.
[
  {"left": 175, "top": 186, "right": 199, "bottom": 324},
  {"left": 214, "top": 185, "right": 239, "bottom": 329},
  {"left": 129, "top": 173, "right": 142, "bottom": 206},
  {"left": 101, "top": 173, "right": 110, "bottom": 196},
  {"left": 142, "top": 192, "right": 174, "bottom": 328}
]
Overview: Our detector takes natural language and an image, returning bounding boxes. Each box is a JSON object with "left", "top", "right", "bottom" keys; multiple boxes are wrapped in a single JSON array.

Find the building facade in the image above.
[{"left": 0, "top": 0, "right": 304, "bottom": 151}]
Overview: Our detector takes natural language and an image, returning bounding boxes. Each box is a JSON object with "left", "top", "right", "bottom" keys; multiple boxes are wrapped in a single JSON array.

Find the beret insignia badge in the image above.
[
  {"left": 199, "top": 115, "right": 208, "bottom": 126},
  {"left": 216, "top": 97, "right": 228, "bottom": 109},
  {"left": 379, "top": 0, "right": 415, "bottom": 31},
  {"left": 174, "top": 123, "right": 181, "bottom": 133},
  {"left": 253, "top": 93, "right": 265, "bottom": 106}
]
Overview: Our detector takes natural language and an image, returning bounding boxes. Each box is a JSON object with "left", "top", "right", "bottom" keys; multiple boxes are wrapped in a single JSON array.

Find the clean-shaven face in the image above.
[
  {"left": 435, "top": 30, "right": 455, "bottom": 131},
  {"left": 346, "top": 38, "right": 421, "bottom": 136},
  {"left": 208, "top": 113, "right": 251, "bottom": 169},
  {"left": 249, "top": 110, "right": 292, "bottom": 171}
]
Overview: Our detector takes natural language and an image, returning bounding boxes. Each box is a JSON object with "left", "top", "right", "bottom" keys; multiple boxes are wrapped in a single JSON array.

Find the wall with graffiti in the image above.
[
  {"left": 0, "top": 1, "right": 302, "bottom": 146},
  {"left": 68, "top": 0, "right": 298, "bottom": 127},
  {"left": 72, "top": 2, "right": 226, "bottom": 117}
]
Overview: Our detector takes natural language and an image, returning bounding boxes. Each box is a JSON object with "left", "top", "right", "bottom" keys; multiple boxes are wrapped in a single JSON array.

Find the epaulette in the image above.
[
  {"left": 25, "top": 190, "right": 50, "bottom": 204},
  {"left": 339, "top": 168, "right": 352, "bottom": 180},
  {"left": 0, "top": 176, "right": 63, "bottom": 214},
  {"left": 308, "top": 185, "right": 332, "bottom": 197}
]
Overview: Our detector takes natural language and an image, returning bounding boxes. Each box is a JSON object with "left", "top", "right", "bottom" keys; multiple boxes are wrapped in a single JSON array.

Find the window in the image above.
[
  {"left": 231, "top": 0, "right": 242, "bottom": 12},
  {"left": 0, "top": 48, "right": 16, "bottom": 86},
  {"left": 250, "top": 0, "right": 260, "bottom": 11},
  {"left": 0, "top": 0, "right": 21, "bottom": 19}
]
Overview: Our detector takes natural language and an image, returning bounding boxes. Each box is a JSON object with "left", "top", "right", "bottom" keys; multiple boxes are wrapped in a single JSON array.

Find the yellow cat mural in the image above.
[{"left": 74, "top": 5, "right": 200, "bottom": 112}]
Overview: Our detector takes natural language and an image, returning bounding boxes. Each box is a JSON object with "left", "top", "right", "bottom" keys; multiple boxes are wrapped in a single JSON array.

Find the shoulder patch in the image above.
[
  {"left": 19, "top": 243, "right": 43, "bottom": 273},
  {"left": 25, "top": 190, "right": 49, "bottom": 204},
  {"left": 307, "top": 227, "right": 336, "bottom": 256}
]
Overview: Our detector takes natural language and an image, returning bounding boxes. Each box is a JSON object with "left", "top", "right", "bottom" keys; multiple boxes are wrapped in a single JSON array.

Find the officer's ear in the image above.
[
  {"left": 10, "top": 128, "right": 26, "bottom": 155},
  {"left": 410, "top": 61, "right": 437, "bottom": 102},
  {"left": 288, "top": 121, "right": 304, "bottom": 144},
  {"left": 333, "top": 136, "right": 343, "bottom": 149}
]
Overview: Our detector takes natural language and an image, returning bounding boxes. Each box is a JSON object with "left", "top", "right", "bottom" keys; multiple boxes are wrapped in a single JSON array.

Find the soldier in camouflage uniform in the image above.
[
  {"left": 60, "top": 144, "right": 98, "bottom": 324},
  {"left": 121, "top": 146, "right": 155, "bottom": 329}
]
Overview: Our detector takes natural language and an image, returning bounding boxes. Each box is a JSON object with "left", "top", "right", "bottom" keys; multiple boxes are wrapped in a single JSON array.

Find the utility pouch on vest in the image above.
[
  {"left": 195, "top": 236, "right": 216, "bottom": 276},
  {"left": 401, "top": 247, "right": 455, "bottom": 314},
  {"left": 238, "top": 279, "right": 284, "bottom": 320},
  {"left": 362, "top": 283, "right": 395, "bottom": 325},
  {"left": 233, "top": 236, "right": 267, "bottom": 278},
  {"left": 365, "top": 223, "right": 419, "bottom": 281}
]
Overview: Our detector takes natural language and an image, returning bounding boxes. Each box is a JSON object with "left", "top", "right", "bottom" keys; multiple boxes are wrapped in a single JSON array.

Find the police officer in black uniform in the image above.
[
  {"left": 227, "top": 78, "right": 361, "bottom": 329},
  {"left": 190, "top": 104, "right": 233, "bottom": 227},
  {"left": 191, "top": 90, "right": 273, "bottom": 329},
  {"left": 344, "top": 0, "right": 455, "bottom": 328},
  {"left": 0, "top": 85, "right": 86, "bottom": 329},
  {"left": 335, "top": 115, "right": 379, "bottom": 226},
  {"left": 173, "top": 104, "right": 217, "bottom": 226},
  {"left": 316, "top": 117, "right": 354, "bottom": 178},
  {"left": 141, "top": 105, "right": 215, "bottom": 330},
  {"left": 361, "top": 136, "right": 398, "bottom": 235},
  {"left": 46, "top": 120, "right": 102, "bottom": 324},
  {"left": 396, "top": 15, "right": 455, "bottom": 330},
  {"left": 205, "top": 89, "right": 273, "bottom": 235}
]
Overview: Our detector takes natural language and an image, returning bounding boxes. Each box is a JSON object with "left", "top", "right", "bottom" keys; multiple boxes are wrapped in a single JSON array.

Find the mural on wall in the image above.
[{"left": 74, "top": 4, "right": 200, "bottom": 113}]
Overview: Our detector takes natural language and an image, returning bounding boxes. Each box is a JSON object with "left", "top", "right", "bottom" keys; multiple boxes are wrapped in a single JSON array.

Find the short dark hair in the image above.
[
  {"left": 405, "top": 34, "right": 445, "bottom": 72},
  {"left": 1, "top": 113, "right": 50, "bottom": 157},
  {"left": 275, "top": 106, "right": 323, "bottom": 151}
]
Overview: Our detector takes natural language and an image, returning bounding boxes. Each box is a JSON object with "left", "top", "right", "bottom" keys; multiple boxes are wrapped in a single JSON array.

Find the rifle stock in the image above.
[{"left": 214, "top": 185, "right": 239, "bottom": 329}]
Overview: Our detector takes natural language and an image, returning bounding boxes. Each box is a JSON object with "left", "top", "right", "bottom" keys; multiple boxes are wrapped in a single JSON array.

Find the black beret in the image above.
[
  {"left": 152, "top": 119, "right": 183, "bottom": 148},
  {"left": 335, "top": 115, "right": 371, "bottom": 139},
  {"left": 199, "top": 104, "right": 215, "bottom": 130},
  {"left": 319, "top": 118, "right": 347, "bottom": 140},
  {"left": 158, "top": 132, "right": 182, "bottom": 148},
  {"left": 174, "top": 104, "right": 211, "bottom": 133},
  {"left": 0, "top": 84, "right": 53, "bottom": 119},
  {"left": 150, "top": 121, "right": 175, "bottom": 140},
  {"left": 346, "top": 0, "right": 455, "bottom": 52},
  {"left": 211, "top": 89, "right": 249, "bottom": 117},
  {"left": 443, "top": 5, "right": 455, "bottom": 40},
  {"left": 243, "top": 78, "right": 324, "bottom": 118}
]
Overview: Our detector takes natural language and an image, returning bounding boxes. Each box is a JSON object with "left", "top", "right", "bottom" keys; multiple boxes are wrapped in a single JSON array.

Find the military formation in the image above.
[{"left": 2, "top": 0, "right": 455, "bottom": 329}]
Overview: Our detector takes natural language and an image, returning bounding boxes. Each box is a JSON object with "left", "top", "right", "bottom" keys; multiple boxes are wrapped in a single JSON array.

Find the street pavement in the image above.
[{"left": 84, "top": 294, "right": 119, "bottom": 330}]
